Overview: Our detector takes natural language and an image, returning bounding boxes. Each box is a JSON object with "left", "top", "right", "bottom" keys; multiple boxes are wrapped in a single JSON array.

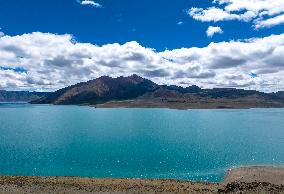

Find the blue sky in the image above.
[
  {"left": 0, "top": 0, "right": 282, "bottom": 50},
  {"left": 0, "top": 0, "right": 284, "bottom": 92}
]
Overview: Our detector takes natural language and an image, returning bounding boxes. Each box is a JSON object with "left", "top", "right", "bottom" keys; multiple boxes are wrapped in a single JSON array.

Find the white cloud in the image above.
[
  {"left": 177, "top": 21, "right": 184, "bottom": 25},
  {"left": 80, "top": 0, "right": 102, "bottom": 8},
  {"left": 255, "top": 14, "right": 284, "bottom": 29},
  {"left": 189, "top": 7, "right": 240, "bottom": 22},
  {"left": 206, "top": 26, "right": 223, "bottom": 37},
  {"left": 1, "top": 32, "right": 284, "bottom": 92},
  {"left": 188, "top": 0, "right": 284, "bottom": 29},
  {"left": 0, "top": 28, "right": 4, "bottom": 37}
]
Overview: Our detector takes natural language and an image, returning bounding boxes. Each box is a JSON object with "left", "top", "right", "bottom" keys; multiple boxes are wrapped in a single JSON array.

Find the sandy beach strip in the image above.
[
  {"left": 223, "top": 166, "right": 284, "bottom": 185},
  {"left": 0, "top": 166, "right": 283, "bottom": 194}
]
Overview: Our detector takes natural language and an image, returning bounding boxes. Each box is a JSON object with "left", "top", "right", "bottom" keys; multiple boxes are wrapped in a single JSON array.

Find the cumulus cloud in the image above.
[
  {"left": 189, "top": 7, "right": 240, "bottom": 22},
  {"left": 80, "top": 0, "right": 102, "bottom": 8},
  {"left": 206, "top": 26, "right": 223, "bottom": 37},
  {"left": 188, "top": 0, "right": 284, "bottom": 29},
  {"left": 255, "top": 14, "right": 284, "bottom": 29},
  {"left": 1, "top": 32, "right": 284, "bottom": 92},
  {"left": 0, "top": 28, "right": 4, "bottom": 37}
]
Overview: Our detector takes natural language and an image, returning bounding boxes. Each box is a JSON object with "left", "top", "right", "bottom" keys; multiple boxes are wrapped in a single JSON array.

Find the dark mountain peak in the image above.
[
  {"left": 111, "top": 74, "right": 148, "bottom": 85},
  {"left": 95, "top": 75, "right": 112, "bottom": 81},
  {"left": 32, "top": 75, "right": 158, "bottom": 105},
  {"left": 93, "top": 74, "right": 146, "bottom": 85},
  {"left": 127, "top": 74, "right": 144, "bottom": 81},
  {"left": 188, "top": 85, "right": 201, "bottom": 90}
]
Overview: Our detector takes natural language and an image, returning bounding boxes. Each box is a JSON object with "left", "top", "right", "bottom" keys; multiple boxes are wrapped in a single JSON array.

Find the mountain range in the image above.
[
  {"left": 28, "top": 75, "right": 284, "bottom": 109},
  {"left": 0, "top": 90, "right": 48, "bottom": 102}
]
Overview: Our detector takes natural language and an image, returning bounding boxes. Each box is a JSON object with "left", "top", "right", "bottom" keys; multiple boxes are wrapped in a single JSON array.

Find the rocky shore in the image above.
[{"left": 0, "top": 166, "right": 283, "bottom": 194}]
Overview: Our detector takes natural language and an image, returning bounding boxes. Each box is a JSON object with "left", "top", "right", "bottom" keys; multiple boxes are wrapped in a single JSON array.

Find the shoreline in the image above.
[
  {"left": 92, "top": 99, "right": 284, "bottom": 109},
  {"left": 0, "top": 166, "right": 283, "bottom": 193},
  {"left": 2, "top": 101, "right": 284, "bottom": 110},
  {"left": 223, "top": 166, "right": 284, "bottom": 185}
]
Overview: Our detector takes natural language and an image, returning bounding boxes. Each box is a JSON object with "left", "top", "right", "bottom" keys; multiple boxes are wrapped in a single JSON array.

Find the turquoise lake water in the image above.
[{"left": 0, "top": 103, "right": 284, "bottom": 182}]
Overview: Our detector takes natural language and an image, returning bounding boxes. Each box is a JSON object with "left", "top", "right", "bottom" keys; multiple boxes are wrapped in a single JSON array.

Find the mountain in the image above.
[
  {"left": 0, "top": 91, "right": 49, "bottom": 102},
  {"left": 31, "top": 75, "right": 158, "bottom": 105},
  {"left": 31, "top": 75, "right": 284, "bottom": 109}
]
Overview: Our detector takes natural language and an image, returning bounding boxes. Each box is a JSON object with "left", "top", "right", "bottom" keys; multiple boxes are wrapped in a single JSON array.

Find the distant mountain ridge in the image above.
[
  {"left": 0, "top": 91, "right": 49, "bottom": 102},
  {"left": 31, "top": 75, "right": 284, "bottom": 109}
]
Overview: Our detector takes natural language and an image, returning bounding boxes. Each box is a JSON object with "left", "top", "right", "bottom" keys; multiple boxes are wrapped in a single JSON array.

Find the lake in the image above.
[{"left": 0, "top": 103, "right": 283, "bottom": 182}]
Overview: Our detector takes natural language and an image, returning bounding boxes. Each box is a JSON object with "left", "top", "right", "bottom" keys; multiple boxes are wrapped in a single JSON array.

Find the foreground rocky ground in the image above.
[{"left": 0, "top": 166, "right": 283, "bottom": 194}]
